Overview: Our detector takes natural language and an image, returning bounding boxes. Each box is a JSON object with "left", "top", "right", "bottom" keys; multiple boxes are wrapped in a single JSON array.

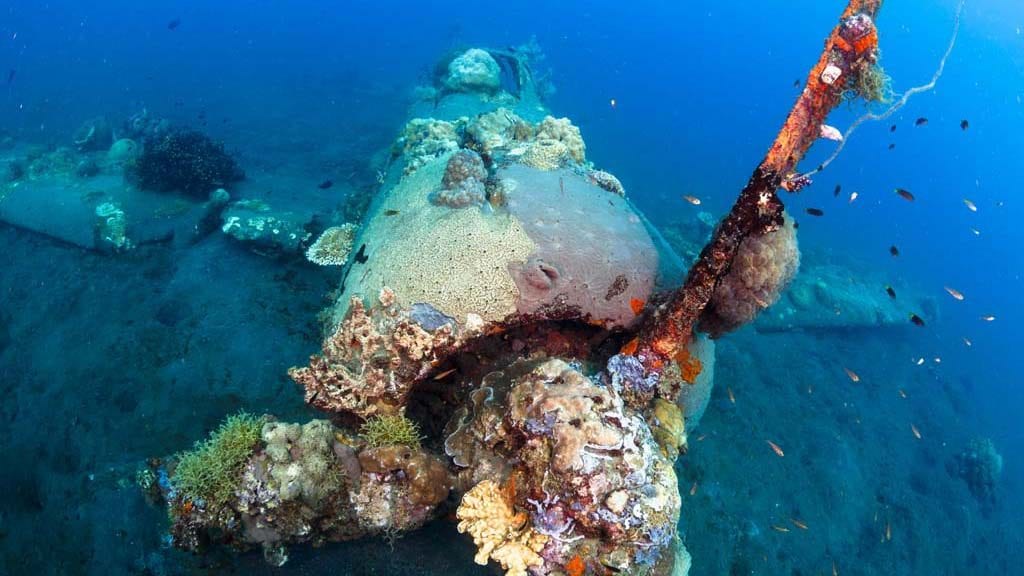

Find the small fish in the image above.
[
  {"left": 916, "top": 357, "right": 925, "bottom": 366},
  {"left": 885, "top": 285, "right": 896, "bottom": 299},
  {"left": 944, "top": 286, "right": 964, "bottom": 301},
  {"left": 806, "top": 207, "right": 824, "bottom": 217},
  {"left": 833, "top": 561, "right": 839, "bottom": 576},
  {"left": 793, "top": 221, "right": 800, "bottom": 229},
  {"left": 848, "top": 191, "right": 858, "bottom": 204},
  {"left": 843, "top": 367, "right": 860, "bottom": 383},
  {"left": 6, "top": 69, "right": 14, "bottom": 84},
  {"left": 167, "top": 18, "right": 181, "bottom": 30},
  {"left": 609, "top": 98, "right": 617, "bottom": 108},
  {"left": 682, "top": 195, "right": 701, "bottom": 206},
  {"left": 886, "top": 521, "right": 893, "bottom": 540},
  {"left": 727, "top": 387, "right": 736, "bottom": 404},
  {"left": 630, "top": 298, "right": 645, "bottom": 315},
  {"left": 433, "top": 368, "right": 457, "bottom": 381},
  {"left": 934, "top": 357, "right": 942, "bottom": 364},
  {"left": 915, "top": 117, "right": 929, "bottom": 126},
  {"left": 771, "top": 525, "right": 790, "bottom": 533},
  {"left": 696, "top": 434, "right": 706, "bottom": 442},
  {"left": 898, "top": 389, "right": 907, "bottom": 398},
  {"left": 794, "top": 79, "right": 801, "bottom": 87},
  {"left": 354, "top": 244, "right": 368, "bottom": 264},
  {"left": 895, "top": 188, "right": 915, "bottom": 202},
  {"left": 890, "top": 124, "right": 897, "bottom": 132},
  {"left": 963, "top": 198, "right": 977, "bottom": 212},
  {"left": 960, "top": 119, "right": 969, "bottom": 130},
  {"left": 909, "top": 313, "right": 926, "bottom": 327},
  {"left": 820, "top": 124, "right": 843, "bottom": 142},
  {"left": 888, "top": 143, "right": 896, "bottom": 150},
  {"left": 970, "top": 228, "right": 981, "bottom": 236},
  {"left": 791, "top": 518, "right": 809, "bottom": 530},
  {"left": 689, "top": 482, "right": 698, "bottom": 496},
  {"left": 767, "top": 440, "right": 785, "bottom": 457},
  {"left": 317, "top": 179, "right": 334, "bottom": 189},
  {"left": 980, "top": 315, "right": 996, "bottom": 322},
  {"left": 833, "top": 184, "right": 842, "bottom": 197},
  {"left": 383, "top": 209, "right": 400, "bottom": 216},
  {"left": 962, "top": 337, "right": 972, "bottom": 347},
  {"left": 890, "top": 245, "right": 900, "bottom": 257},
  {"left": 911, "top": 424, "right": 921, "bottom": 439}
]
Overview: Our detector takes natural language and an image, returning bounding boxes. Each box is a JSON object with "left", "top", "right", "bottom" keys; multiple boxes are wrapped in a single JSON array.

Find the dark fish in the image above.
[
  {"left": 915, "top": 117, "right": 928, "bottom": 126},
  {"left": 793, "top": 79, "right": 801, "bottom": 87},
  {"left": 6, "top": 69, "right": 14, "bottom": 84},
  {"left": 960, "top": 119, "right": 969, "bottom": 130},
  {"left": 886, "top": 285, "right": 896, "bottom": 299},
  {"left": 895, "top": 188, "right": 915, "bottom": 202},
  {"left": 806, "top": 208, "right": 824, "bottom": 217},
  {"left": 167, "top": 18, "right": 181, "bottom": 30},
  {"left": 354, "top": 244, "right": 368, "bottom": 264},
  {"left": 793, "top": 221, "right": 800, "bottom": 229},
  {"left": 383, "top": 209, "right": 400, "bottom": 216},
  {"left": 833, "top": 184, "right": 841, "bottom": 197},
  {"left": 909, "top": 313, "right": 926, "bottom": 327},
  {"left": 317, "top": 179, "right": 333, "bottom": 190},
  {"left": 890, "top": 245, "right": 900, "bottom": 256},
  {"left": 888, "top": 143, "right": 896, "bottom": 150},
  {"left": 889, "top": 124, "right": 897, "bottom": 132}
]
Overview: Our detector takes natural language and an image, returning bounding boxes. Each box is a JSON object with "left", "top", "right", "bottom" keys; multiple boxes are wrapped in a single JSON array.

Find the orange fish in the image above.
[
  {"left": 771, "top": 525, "right": 790, "bottom": 533},
  {"left": 682, "top": 195, "right": 701, "bottom": 205},
  {"left": 630, "top": 298, "right": 645, "bottom": 315},
  {"left": 767, "top": 440, "right": 785, "bottom": 457},
  {"left": 727, "top": 387, "right": 736, "bottom": 403},
  {"left": 620, "top": 337, "right": 639, "bottom": 355},
  {"left": 911, "top": 424, "right": 922, "bottom": 439},
  {"left": 690, "top": 481, "right": 698, "bottom": 496},
  {"left": 944, "top": 286, "right": 964, "bottom": 301},
  {"left": 843, "top": 367, "right": 860, "bottom": 383},
  {"left": 791, "top": 518, "right": 809, "bottom": 530},
  {"left": 433, "top": 368, "right": 457, "bottom": 380}
]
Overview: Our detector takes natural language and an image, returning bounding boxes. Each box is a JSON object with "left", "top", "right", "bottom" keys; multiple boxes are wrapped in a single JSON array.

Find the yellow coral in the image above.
[
  {"left": 519, "top": 139, "right": 567, "bottom": 170},
  {"left": 535, "top": 116, "right": 585, "bottom": 163},
  {"left": 456, "top": 480, "right": 548, "bottom": 576},
  {"left": 305, "top": 224, "right": 357, "bottom": 266}
]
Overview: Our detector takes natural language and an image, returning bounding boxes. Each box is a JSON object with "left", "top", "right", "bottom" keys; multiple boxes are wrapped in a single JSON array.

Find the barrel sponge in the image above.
[
  {"left": 673, "top": 333, "right": 716, "bottom": 429},
  {"left": 699, "top": 213, "right": 799, "bottom": 337}
]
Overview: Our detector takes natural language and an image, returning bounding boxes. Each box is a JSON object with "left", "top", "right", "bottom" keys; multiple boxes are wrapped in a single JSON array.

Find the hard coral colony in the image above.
[{"left": 148, "top": 3, "right": 895, "bottom": 573}]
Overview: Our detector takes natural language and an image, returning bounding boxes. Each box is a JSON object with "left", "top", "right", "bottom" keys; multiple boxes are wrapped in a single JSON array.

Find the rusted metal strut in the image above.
[{"left": 635, "top": 0, "right": 884, "bottom": 374}]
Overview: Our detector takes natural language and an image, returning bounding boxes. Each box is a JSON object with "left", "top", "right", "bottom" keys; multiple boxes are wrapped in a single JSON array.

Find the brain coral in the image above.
[
  {"left": 699, "top": 212, "right": 799, "bottom": 337},
  {"left": 444, "top": 49, "right": 501, "bottom": 94},
  {"left": 501, "top": 164, "right": 657, "bottom": 328}
]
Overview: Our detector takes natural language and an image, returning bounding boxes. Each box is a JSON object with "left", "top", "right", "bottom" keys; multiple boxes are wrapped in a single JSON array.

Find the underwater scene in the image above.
[{"left": 0, "top": 0, "right": 1021, "bottom": 574}]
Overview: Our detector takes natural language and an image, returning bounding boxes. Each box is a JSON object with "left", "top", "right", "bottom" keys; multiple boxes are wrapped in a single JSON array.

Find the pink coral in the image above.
[
  {"left": 432, "top": 149, "right": 488, "bottom": 208},
  {"left": 699, "top": 212, "right": 799, "bottom": 337}
]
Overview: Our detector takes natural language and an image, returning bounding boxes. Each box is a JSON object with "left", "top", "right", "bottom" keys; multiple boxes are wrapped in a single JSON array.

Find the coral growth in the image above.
[
  {"left": 535, "top": 116, "right": 585, "bottom": 164},
  {"left": 306, "top": 224, "right": 357, "bottom": 266},
  {"left": 951, "top": 437, "right": 1003, "bottom": 504},
  {"left": 289, "top": 288, "right": 456, "bottom": 419},
  {"left": 395, "top": 118, "right": 465, "bottom": 174},
  {"left": 130, "top": 129, "right": 244, "bottom": 198},
  {"left": 360, "top": 413, "right": 422, "bottom": 449},
  {"left": 518, "top": 139, "right": 568, "bottom": 171},
  {"left": 443, "top": 48, "right": 501, "bottom": 94},
  {"left": 431, "top": 149, "right": 487, "bottom": 208},
  {"left": 172, "top": 412, "right": 265, "bottom": 510},
  {"left": 699, "top": 212, "right": 799, "bottom": 337},
  {"left": 456, "top": 479, "right": 548, "bottom": 576}
]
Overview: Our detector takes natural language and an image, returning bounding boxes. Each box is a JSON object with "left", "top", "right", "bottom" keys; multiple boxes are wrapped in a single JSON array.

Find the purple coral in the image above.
[
  {"left": 604, "top": 354, "right": 659, "bottom": 407},
  {"left": 432, "top": 149, "right": 487, "bottom": 208}
]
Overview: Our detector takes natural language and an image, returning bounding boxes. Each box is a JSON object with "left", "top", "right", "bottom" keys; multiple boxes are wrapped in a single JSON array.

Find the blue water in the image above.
[{"left": 1, "top": 0, "right": 1021, "bottom": 574}]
